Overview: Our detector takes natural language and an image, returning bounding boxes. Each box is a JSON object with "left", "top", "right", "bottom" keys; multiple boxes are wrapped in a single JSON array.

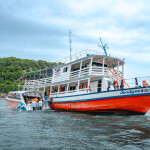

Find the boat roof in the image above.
[
  {"left": 54, "top": 54, "right": 124, "bottom": 69},
  {"left": 8, "top": 91, "right": 44, "bottom": 94}
]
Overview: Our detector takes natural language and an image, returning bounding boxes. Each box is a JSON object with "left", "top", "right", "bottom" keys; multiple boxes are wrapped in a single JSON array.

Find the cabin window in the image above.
[
  {"left": 72, "top": 68, "right": 80, "bottom": 71},
  {"left": 60, "top": 86, "right": 65, "bottom": 92},
  {"left": 79, "top": 84, "right": 84, "bottom": 89},
  {"left": 82, "top": 63, "right": 89, "bottom": 69},
  {"left": 55, "top": 68, "right": 61, "bottom": 76},
  {"left": 63, "top": 67, "right": 68, "bottom": 73},
  {"left": 92, "top": 62, "right": 107, "bottom": 67},
  {"left": 8, "top": 93, "right": 21, "bottom": 100},
  {"left": 69, "top": 86, "right": 76, "bottom": 91}
]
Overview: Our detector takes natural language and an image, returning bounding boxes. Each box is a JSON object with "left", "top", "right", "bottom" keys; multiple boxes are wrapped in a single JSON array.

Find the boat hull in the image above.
[
  {"left": 6, "top": 98, "right": 20, "bottom": 109},
  {"left": 51, "top": 88, "right": 150, "bottom": 115},
  {"left": 5, "top": 98, "right": 27, "bottom": 110}
]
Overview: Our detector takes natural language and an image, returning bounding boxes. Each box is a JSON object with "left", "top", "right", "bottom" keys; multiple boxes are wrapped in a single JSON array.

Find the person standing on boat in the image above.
[
  {"left": 47, "top": 90, "right": 50, "bottom": 100},
  {"left": 44, "top": 91, "right": 48, "bottom": 108},
  {"left": 113, "top": 81, "right": 116, "bottom": 90},
  {"left": 47, "top": 90, "right": 50, "bottom": 107},
  {"left": 120, "top": 79, "right": 124, "bottom": 89},
  {"left": 107, "top": 81, "right": 111, "bottom": 91},
  {"left": 115, "top": 80, "right": 119, "bottom": 90}
]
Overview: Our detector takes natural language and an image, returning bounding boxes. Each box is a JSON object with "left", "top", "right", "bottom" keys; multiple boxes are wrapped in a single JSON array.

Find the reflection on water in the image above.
[{"left": 1, "top": 99, "right": 150, "bottom": 150}]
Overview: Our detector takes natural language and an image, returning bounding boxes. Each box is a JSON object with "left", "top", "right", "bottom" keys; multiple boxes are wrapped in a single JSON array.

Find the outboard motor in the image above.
[
  {"left": 38, "top": 101, "right": 43, "bottom": 110},
  {"left": 31, "top": 101, "right": 37, "bottom": 110}
]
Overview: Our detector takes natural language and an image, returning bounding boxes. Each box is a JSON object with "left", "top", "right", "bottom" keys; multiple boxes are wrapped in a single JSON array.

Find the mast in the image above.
[
  {"left": 69, "top": 29, "right": 72, "bottom": 62},
  {"left": 98, "top": 37, "right": 108, "bottom": 56}
]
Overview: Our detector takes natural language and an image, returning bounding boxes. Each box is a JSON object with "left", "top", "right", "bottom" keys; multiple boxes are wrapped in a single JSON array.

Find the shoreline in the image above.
[{"left": 0, "top": 93, "right": 7, "bottom": 99}]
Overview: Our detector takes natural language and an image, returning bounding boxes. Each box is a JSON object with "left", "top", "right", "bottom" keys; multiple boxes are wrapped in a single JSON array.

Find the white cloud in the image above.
[
  {"left": 1, "top": 0, "right": 150, "bottom": 79},
  {"left": 110, "top": 0, "right": 143, "bottom": 17}
]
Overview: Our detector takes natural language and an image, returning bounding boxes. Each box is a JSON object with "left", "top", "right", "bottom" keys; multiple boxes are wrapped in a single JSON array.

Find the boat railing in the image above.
[
  {"left": 24, "top": 66, "right": 109, "bottom": 86},
  {"left": 108, "top": 68, "right": 130, "bottom": 88},
  {"left": 50, "top": 88, "right": 89, "bottom": 96},
  {"left": 70, "top": 67, "right": 90, "bottom": 79},
  {"left": 56, "top": 49, "right": 104, "bottom": 64},
  {"left": 124, "top": 76, "right": 150, "bottom": 88},
  {"left": 91, "top": 66, "right": 108, "bottom": 75},
  {"left": 25, "top": 80, "right": 35, "bottom": 86},
  {"left": 70, "top": 69, "right": 80, "bottom": 79},
  {"left": 51, "top": 90, "right": 78, "bottom": 95},
  {"left": 52, "top": 73, "right": 70, "bottom": 83},
  {"left": 70, "top": 66, "right": 108, "bottom": 79},
  {"left": 24, "top": 77, "right": 52, "bottom": 86}
]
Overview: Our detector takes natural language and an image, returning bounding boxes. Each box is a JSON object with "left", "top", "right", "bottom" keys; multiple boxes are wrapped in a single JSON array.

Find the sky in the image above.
[{"left": 0, "top": 0, "right": 150, "bottom": 81}]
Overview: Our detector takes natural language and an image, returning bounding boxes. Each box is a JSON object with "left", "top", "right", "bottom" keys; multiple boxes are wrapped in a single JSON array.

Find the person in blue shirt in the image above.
[{"left": 44, "top": 91, "right": 47, "bottom": 108}]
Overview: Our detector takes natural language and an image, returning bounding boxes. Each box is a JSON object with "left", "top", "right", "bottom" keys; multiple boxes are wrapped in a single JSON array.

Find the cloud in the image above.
[{"left": 0, "top": 0, "right": 150, "bottom": 79}]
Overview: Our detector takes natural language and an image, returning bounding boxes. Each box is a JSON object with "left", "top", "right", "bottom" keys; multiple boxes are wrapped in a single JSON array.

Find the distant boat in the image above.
[{"left": 5, "top": 91, "right": 47, "bottom": 110}]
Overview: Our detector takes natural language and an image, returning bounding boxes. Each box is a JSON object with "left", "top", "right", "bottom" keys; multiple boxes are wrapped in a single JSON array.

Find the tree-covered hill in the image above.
[{"left": 0, "top": 57, "right": 55, "bottom": 93}]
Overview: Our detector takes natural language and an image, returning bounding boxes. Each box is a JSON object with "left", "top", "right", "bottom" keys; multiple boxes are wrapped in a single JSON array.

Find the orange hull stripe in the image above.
[
  {"left": 6, "top": 99, "right": 19, "bottom": 109},
  {"left": 51, "top": 95, "right": 150, "bottom": 114}
]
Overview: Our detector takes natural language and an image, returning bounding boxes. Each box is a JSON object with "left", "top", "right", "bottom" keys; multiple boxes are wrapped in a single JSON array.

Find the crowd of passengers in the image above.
[{"left": 23, "top": 91, "right": 50, "bottom": 108}]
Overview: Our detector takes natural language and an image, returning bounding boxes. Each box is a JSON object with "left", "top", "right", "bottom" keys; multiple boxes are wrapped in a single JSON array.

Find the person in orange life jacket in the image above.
[
  {"left": 33, "top": 98, "right": 38, "bottom": 102},
  {"left": 47, "top": 90, "right": 50, "bottom": 97}
]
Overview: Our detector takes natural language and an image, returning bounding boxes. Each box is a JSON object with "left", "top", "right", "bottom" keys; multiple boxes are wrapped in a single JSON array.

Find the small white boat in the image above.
[{"left": 6, "top": 91, "right": 46, "bottom": 110}]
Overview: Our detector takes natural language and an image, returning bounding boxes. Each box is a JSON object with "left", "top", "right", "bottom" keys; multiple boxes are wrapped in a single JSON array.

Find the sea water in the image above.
[{"left": 0, "top": 99, "right": 150, "bottom": 150}]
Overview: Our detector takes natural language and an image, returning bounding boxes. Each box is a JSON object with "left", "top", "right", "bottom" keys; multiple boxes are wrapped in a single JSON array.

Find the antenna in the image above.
[
  {"left": 98, "top": 37, "right": 109, "bottom": 56},
  {"left": 69, "top": 29, "right": 72, "bottom": 62}
]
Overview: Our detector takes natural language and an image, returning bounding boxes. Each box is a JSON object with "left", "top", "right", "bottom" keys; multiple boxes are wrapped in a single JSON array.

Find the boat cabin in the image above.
[
  {"left": 7, "top": 91, "right": 44, "bottom": 104},
  {"left": 22, "top": 50, "right": 129, "bottom": 96}
]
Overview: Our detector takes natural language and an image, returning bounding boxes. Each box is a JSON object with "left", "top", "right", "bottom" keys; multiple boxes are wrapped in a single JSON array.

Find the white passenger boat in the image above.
[
  {"left": 6, "top": 91, "right": 45, "bottom": 110},
  {"left": 20, "top": 48, "right": 150, "bottom": 115}
]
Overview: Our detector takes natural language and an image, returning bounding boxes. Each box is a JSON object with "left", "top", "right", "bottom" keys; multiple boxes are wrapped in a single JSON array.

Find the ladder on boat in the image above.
[{"left": 108, "top": 68, "right": 130, "bottom": 89}]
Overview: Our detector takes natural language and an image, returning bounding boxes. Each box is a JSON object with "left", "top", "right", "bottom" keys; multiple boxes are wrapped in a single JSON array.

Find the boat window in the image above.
[
  {"left": 72, "top": 68, "right": 80, "bottom": 71},
  {"left": 63, "top": 67, "right": 68, "bottom": 73},
  {"left": 55, "top": 68, "right": 61, "bottom": 76},
  {"left": 69, "top": 86, "right": 76, "bottom": 91},
  {"left": 92, "top": 62, "right": 107, "bottom": 67},
  {"left": 82, "top": 63, "right": 89, "bottom": 69},
  {"left": 82, "top": 64, "right": 87, "bottom": 69},
  {"left": 8, "top": 93, "right": 21, "bottom": 100},
  {"left": 71, "top": 63, "right": 80, "bottom": 72}
]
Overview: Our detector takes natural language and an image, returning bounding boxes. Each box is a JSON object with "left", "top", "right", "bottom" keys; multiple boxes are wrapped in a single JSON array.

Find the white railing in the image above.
[
  {"left": 52, "top": 72, "right": 70, "bottom": 83},
  {"left": 81, "top": 67, "right": 90, "bottom": 76},
  {"left": 70, "top": 69, "right": 80, "bottom": 79},
  {"left": 56, "top": 49, "right": 104, "bottom": 64},
  {"left": 70, "top": 67, "right": 90, "bottom": 79},
  {"left": 92, "top": 67, "right": 108, "bottom": 75},
  {"left": 25, "top": 80, "right": 35, "bottom": 86},
  {"left": 24, "top": 66, "right": 109, "bottom": 86},
  {"left": 51, "top": 88, "right": 90, "bottom": 95},
  {"left": 108, "top": 68, "right": 129, "bottom": 88},
  {"left": 24, "top": 77, "right": 52, "bottom": 86}
]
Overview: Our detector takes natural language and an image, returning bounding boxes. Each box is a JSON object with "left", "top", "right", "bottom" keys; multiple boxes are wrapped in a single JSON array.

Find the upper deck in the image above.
[
  {"left": 55, "top": 49, "right": 124, "bottom": 68},
  {"left": 23, "top": 49, "right": 125, "bottom": 88}
]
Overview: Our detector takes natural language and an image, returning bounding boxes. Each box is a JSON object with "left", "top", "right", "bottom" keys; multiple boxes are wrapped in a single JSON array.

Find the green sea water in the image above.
[{"left": 0, "top": 99, "right": 150, "bottom": 150}]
